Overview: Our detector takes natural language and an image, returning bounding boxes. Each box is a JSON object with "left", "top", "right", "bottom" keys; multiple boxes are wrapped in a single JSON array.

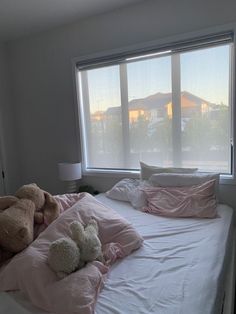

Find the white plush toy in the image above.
[
  {"left": 48, "top": 237, "right": 80, "bottom": 279},
  {"left": 48, "top": 219, "right": 103, "bottom": 279},
  {"left": 71, "top": 219, "right": 103, "bottom": 268}
]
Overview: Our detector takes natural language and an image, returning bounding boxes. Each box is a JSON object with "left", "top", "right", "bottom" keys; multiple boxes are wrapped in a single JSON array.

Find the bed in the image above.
[{"left": 0, "top": 191, "right": 234, "bottom": 314}]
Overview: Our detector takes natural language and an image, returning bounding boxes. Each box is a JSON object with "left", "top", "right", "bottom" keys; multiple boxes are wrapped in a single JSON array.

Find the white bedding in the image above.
[{"left": 0, "top": 194, "right": 234, "bottom": 314}]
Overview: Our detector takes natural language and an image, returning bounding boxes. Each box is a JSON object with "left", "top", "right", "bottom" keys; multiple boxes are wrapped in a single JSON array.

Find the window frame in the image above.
[{"left": 72, "top": 23, "right": 236, "bottom": 184}]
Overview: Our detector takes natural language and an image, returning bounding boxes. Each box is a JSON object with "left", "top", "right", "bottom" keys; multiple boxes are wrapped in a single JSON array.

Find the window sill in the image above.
[
  {"left": 82, "top": 168, "right": 140, "bottom": 179},
  {"left": 82, "top": 169, "right": 236, "bottom": 185},
  {"left": 220, "top": 175, "right": 236, "bottom": 185}
]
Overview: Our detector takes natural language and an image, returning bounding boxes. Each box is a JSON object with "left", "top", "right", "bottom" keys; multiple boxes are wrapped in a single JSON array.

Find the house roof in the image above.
[
  {"left": 181, "top": 91, "right": 211, "bottom": 106},
  {"left": 105, "top": 91, "right": 212, "bottom": 115},
  {"left": 129, "top": 92, "right": 172, "bottom": 110}
]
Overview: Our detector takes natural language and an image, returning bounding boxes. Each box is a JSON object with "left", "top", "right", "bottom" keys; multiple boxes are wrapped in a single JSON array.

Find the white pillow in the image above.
[
  {"left": 140, "top": 161, "right": 198, "bottom": 180},
  {"left": 106, "top": 179, "right": 140, "bottom": 202},
  {"left": 127, "top": 180, "right": 151, "bottom": 209},
  {"left": 106, "top": 178, "right": 151, "bottom": 209},
  {"left": 149, "top": 172, "right": 220, "bottom": 200}
]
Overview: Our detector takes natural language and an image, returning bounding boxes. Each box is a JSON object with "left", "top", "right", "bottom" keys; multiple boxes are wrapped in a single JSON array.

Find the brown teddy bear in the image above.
[
  {"left": 0, "top": 183, "right": 60, "bottom": 266},
  {"left": 14, "top": 183, "right": 60, "bottom": 225}
]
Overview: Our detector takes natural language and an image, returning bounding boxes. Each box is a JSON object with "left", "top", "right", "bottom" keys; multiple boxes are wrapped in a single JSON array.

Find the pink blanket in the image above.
[{"left": 0, "top": 193, "right": 143, "bottom": 314}]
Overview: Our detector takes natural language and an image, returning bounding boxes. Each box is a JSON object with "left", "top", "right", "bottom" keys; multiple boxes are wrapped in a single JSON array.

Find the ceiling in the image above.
[{"left": 0, "top": 0, "right": 145, "bottom": 42}]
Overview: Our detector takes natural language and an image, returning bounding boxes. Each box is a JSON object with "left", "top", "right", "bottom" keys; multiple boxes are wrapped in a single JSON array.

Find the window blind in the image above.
[{"left": 77, "top": 31, "right": 234, "bottom": 71}]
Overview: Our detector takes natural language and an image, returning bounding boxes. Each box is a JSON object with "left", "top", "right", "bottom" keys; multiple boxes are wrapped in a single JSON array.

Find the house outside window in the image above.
[{"left": 76, "top": 32, "right": 234, "bottom": 175}]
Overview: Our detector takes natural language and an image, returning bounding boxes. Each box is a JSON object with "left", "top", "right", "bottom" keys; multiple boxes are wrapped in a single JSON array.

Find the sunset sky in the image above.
[{"left": 84, "top": 44, "right": 230, "bottom": 112}]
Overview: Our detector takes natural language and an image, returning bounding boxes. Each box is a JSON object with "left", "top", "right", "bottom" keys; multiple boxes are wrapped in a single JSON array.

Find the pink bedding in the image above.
[
  {"left": 0, "top": 193, "right": 143, "bottom": 314},
  {"left": 142, "top": 179, "right": 217, "bottom": 218},
  {"left": 54, "top": 193, "right": 82, "bottom": 213}
]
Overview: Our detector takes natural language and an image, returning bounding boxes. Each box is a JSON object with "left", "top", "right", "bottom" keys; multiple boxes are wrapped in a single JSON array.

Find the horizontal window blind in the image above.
[{"left": 77, "top": 31, "right": 234, "bottom": 71}]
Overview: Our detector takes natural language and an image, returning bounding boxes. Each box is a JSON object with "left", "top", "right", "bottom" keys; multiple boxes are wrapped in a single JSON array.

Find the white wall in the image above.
[
  {"left": 0, "top": 44, "right": 20, "bottom": 193},
  {"left": 5, "top": 0, "right": 236, "bottom": 205}
]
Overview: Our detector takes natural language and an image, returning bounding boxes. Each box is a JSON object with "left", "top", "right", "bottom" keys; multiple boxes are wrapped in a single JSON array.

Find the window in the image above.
[{"left": 76, "top": 32, "right": 234, "bottom": 174}]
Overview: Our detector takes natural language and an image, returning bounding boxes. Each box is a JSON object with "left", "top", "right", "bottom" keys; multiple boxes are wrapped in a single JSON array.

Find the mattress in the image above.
[{"left": 0, "top": 194, "right": 234, "bottom": 314}]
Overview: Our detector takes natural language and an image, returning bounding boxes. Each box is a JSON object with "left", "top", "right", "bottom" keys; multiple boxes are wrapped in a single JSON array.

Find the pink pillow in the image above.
[
  {"left": 142, "top": 179, "right": 217, "bottom": 218},
  {"left": 0, "top": 193, "right": 143, "bottom": 314}
]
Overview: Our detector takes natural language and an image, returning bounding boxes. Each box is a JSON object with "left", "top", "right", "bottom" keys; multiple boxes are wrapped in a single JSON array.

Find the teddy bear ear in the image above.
[
  {"left": 70, "top": 221, "right": 84, "bottom": 233},
  {"left": 87, "top": 219, "right": 99, "bottom": 233},
  {"left": 42, "top": 192, "right": 60, "bottom": 225},
  {"left": 70, "top": 221, "right": 85, "bottom": 243}
]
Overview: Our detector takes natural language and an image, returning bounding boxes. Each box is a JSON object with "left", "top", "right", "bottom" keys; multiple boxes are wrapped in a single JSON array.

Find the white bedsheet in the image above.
[{"left": 0, "top": 194, "right": 234, "bottom": 314}]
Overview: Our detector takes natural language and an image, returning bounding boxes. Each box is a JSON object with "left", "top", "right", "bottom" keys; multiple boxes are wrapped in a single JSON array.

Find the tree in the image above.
[
  {"left": 182, "top": 104, "right": 230, "bottom": 167},
  {"left": 150, "top": 117, "right": 172, "bottom": 163},
  {"left": 129, "top": 115, "right": 151, "bottom": 153}
]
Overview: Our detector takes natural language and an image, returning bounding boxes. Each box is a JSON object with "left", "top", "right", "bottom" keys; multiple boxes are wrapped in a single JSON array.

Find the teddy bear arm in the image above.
[{"left": 0, "top": 196, "right": 18, "bottom": 211}]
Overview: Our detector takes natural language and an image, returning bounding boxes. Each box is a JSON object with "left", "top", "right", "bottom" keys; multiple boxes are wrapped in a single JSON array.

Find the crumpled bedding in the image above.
[
  {"left": 0, "top": 193, "right": 143, "bottom": 314},
  {"left": 0, "top": 193, "right": 233, "bottom": 314}
]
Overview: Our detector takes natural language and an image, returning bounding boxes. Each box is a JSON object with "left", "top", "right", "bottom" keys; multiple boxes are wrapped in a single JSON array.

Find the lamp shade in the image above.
[{"left": 58, "top": 162, "right": 82, "bottom": 181}]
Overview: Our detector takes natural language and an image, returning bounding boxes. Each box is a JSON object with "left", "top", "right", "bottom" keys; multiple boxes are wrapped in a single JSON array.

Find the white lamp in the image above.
[{"left": 58, "top": 162, "right": 82, "bottom": 193}]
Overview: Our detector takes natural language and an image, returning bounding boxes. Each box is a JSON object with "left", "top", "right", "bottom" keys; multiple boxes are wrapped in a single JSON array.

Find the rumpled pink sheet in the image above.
[
  {"left": 54, "top": 193, "right": 82, "bottom": 213},
  {"left": 142, "top": 179, "right": 217, "bottom": 218},
  {"left": 0, "top": 193, "right": 143, "bottom": 314}
]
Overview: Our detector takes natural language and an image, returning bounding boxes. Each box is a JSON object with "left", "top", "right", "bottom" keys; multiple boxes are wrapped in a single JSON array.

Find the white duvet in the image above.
[{"left": 0, "top": 194, "right": 234, "bottom": 314}]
